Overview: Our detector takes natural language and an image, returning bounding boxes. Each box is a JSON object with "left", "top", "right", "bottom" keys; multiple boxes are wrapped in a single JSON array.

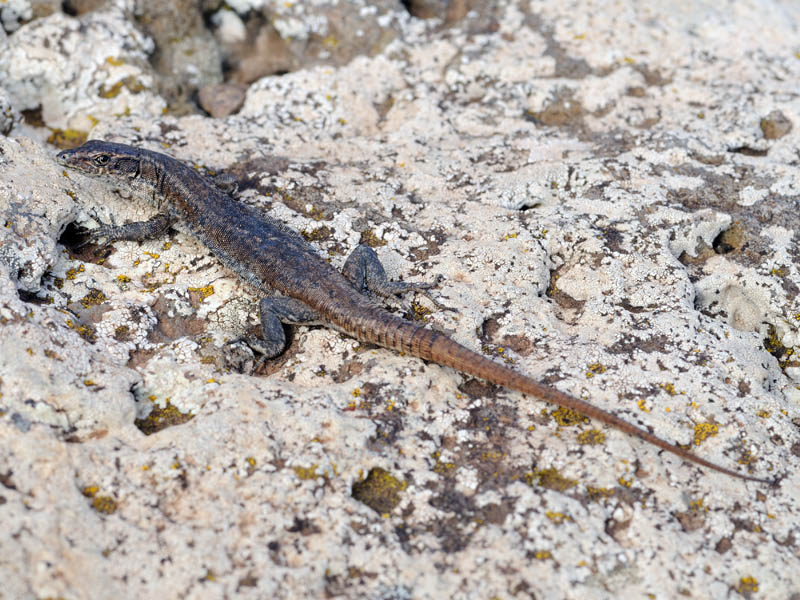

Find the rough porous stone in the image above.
[
  {"left": 1, "top": 1, "right": 799, "bottom": 599},
  {"left": 0, "top": 6, "right": 162, "bottom": 133},
  {"left": 132, "top": 0, "right": 223, "bottom": 114},
  {"left": 210, "top": 0, "right": 409, "bottom": 84}
]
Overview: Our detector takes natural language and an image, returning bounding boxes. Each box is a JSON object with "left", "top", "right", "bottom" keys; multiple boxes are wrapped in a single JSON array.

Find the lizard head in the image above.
[{"left": 57, "top": 140, "right": 140, "bottom": 179}]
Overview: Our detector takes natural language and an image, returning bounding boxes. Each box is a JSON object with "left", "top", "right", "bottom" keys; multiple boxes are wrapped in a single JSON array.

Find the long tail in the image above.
[
  {"left": 329, "top": 296, "right": 771, "bottom": 484},
  {"left": 421, "top": 329, "right": 771, "bottom": 483}
]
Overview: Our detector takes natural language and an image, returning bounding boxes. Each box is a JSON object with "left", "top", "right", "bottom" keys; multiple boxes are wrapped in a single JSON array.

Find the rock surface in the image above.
[{"left": 1, "top": 1, "right": 799, "bottom": 599}]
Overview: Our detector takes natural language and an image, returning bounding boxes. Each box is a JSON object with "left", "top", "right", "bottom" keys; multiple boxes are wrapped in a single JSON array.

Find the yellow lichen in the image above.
[
  {"left": 80, "top": 289, "right": 106, "bottom": 309},
  {"left": 351, "top": 467, "right": 406, "bottom": 514},
  {"left": 292, "top": 465, "right": 320, "bottom": 480},
  {"left": 98, "top": 76, "right": 146, "bottom": 98},
  {"left": 551, "top": 407, "right": 588, "bottom": 427},
  {"left": 688, "top": 498, "right": 708, "bottom": 512},
  {"left": 358, "top": 229, "right": 387, "bottom": 247},
  {"left": 187, "top": 285, "right": 214, "bottom": 301},
  {"left": 585, "top": 363, "right": 606, "bottom": 378},
  {"left": 660, "top": 382, "right": 678, "bottom": 395},
  {"left": 134, "top": 400, "right": 194, "bottom": 435},
  {"left": 91, "top": 496, "right": 118, "bottom": 514},
  {"left": 576, "top": 429, "right": 605, "bottom": 445},
  {"left": 526, "top": 468, "right": 577, "bottom": 491},
  {"left": 770, "top": 265, "right": 788, "bottom": 277},
  {"left": 432, "top": 451, "right": 457, "bottom": 474},
  {"left": 586, "top": 486, "right": 615, "bottom": 502},
  {"left": 47, "top": 128, "right": 88, "bottom": 149},
  {"left": 301, "top": 225, "right": 331, "bottom": 242},
  {"left": 480, "top": 451, "right": 505, "bottom": 463},
  {"left": 83, "top": 486, "right": 117, "bottom": 514},
  {"left": 735, "top": 576, "right": 758, "bottom": 594},
  {"left": 693, "top": 422, "right": 719, "bottom": 445},
  {"left": 545, "top": 511, "right": 571, "bottom": 525},
  {"left": 65, "top": 264, "right": 85, "bottom": 280}
]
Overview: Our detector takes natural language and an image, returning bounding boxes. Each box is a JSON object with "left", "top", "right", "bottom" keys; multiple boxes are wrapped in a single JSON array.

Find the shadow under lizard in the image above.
[{"left": 56, "top": 140, "right": 773, "bottom": 484}]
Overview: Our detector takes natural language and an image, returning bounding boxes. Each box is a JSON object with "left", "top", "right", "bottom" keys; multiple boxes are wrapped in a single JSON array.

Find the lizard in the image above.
[{"left": 56, "top": 139, "right": 773, "bottom": 484}]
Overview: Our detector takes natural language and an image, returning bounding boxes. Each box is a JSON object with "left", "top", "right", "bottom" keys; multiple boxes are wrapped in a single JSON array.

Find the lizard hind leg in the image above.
[{"left": 342, "top": 244, "right": 442, "bottom": 304}]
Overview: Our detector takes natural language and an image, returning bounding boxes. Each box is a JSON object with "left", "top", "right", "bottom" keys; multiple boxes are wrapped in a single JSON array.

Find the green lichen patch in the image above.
[
  {"left": 359, "top": 229, "right": 387, "bottom": 247},
  {"left": 301, "top": 225, "right": 332, "bottom": 243},
  {"left": 351, "top": 467, "right": 405, "bottom": 515},
  {"left": 47, "top": 128, "right": 88, "bottom": 149},
  {"left": 98, "top": 76, "right": 147, "bottom": 98},
  {"left": 65, "top": 318, "right": 97, "bottom": 343},
  {"left": 576, "top": 429, "right": 606, "bottom": 445},
  {"left": 525, "top": 468, "right": 578, "bottom": 492},
  {"left": 585, "top": 485, "right": 616, "bottom": 502},
  {"left": 292, "top": 464, "right": 322, "bottom": 481},
  {"left": 91, "top": 495, "right": 118, "bottom": 514},
  {"left": 431, "top": 451, "right": 457, "bottom": 476},
  {"left": 134, "top": 400, "right": 194, "bottom": 435}
]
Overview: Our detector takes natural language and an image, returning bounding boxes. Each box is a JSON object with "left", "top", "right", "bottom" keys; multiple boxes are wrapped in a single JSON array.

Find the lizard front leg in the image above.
[
  {"left": 83, "top": 212, "right": 176, "bottom": 246},
  {"left": 248, "top": 297, "right": 324, "bottom": 358}
]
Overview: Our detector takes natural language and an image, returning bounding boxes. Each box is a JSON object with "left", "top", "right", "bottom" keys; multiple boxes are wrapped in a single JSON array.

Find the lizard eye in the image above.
[{"left": 94, "top": 154, "right": 110, "bottom": 166}]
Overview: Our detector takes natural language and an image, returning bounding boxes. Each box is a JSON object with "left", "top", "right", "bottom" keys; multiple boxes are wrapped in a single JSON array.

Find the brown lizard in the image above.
[{"left": 56, "top": 140, "right": 773, "bottom": 484}]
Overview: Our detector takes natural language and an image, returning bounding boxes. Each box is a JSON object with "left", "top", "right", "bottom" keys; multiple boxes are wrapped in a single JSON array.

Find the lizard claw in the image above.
[
  {"left": 72, "top": 224, "right": 113, "bottom": 249},
  {"left": 212, "top": 172, "right": 239, "bottom": 198},
  {"left": 409, "top": 274, "right": 453, "bottom": 311}
]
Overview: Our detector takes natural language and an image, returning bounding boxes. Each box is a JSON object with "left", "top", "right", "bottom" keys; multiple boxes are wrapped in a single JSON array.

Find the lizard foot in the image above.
[{"left": 342, "top": 244, "right": 449, "bottom": 309}]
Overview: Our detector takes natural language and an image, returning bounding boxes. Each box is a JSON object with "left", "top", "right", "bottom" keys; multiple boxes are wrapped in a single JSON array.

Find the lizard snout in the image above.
[{"left": 56, "top": 150, "right": 72, "bottom": 166}]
